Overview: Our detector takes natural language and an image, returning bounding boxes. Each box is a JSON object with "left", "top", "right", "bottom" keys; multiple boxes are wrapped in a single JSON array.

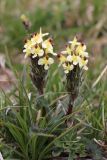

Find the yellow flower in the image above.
[
  {"left": 62, "top": 63, "right": 74, "bottom": 74},
  {"left": 42, "top": 39, "right": 56, "bottom": 55},
  {"left": 78, "top": 57, "right": 88, "bottom": 70},
  {"left": 23, "top": 39, "right": 32, "bottom": 58},
  {"left": 58, "top": 54, "right": 67, "bottom": 64},
  {"left": 61, "top": 46, "right": 72, "bottom": 55},
  {"left": 23, "top": 48, "right": 32, "bottom": 58},
  {"left": 80, "top": 51, "right": 88, "bottom": 58},
  {"left": 67, "top": 55, "right": 79, "bottom": 65},
  {"left": 38, "top": 56, "right": 54, "bottom": 70},
  {"left": 31, "top": 28, "right": 49, "bottom": 45},
  {"left": 69, "top": 37, "right": 80, "bottom": 49},
  {"left": 42, "top": 39, "right": 52, "bottom": 49},
  {"left": 76, "top": 44, "right": 88, "bottom": 56},
  {"left": 31, "top": 33, "right": 42, "bottom": 45},
  {"left": 32, "top": 45, "right": 44, "bottom": 58},
  {"left": 24, "top": 39, "right": 32, "bottom": 49}
]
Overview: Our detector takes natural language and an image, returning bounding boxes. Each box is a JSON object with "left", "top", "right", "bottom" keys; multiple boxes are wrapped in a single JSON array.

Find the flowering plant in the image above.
[
  {"left": 23, "top": 28, "right": 56, "bottom": 94},
  {"left": 23, "top": 28, "right": 89, "bottom": 114},
  {"left": 58, "top": 37, "right": 89, "bottom": 114}
]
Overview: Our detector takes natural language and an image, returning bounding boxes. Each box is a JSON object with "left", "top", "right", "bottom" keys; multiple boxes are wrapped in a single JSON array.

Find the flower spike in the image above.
[
  {"left": 58, "top": 36, "right": 89, "bottom": 115},
  {"left": 23, "top": 28, "right": 56, "bottom": 94},
  {"left": 58, "top": 37, "right": 89, "bottom": 74}
]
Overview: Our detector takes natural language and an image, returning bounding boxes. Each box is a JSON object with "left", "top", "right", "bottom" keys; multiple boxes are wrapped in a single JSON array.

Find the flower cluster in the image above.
[
  {"left": 23, "top": 28, "right": 56, "bottom": 70},
  {"left": 58, "top": 37, "right": 89, "bottom": 74}
]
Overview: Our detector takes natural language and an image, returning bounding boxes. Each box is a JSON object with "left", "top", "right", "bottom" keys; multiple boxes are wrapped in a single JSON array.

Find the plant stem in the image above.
[{"left": 66, "top": 94, "right": 77, "bottom": 115}]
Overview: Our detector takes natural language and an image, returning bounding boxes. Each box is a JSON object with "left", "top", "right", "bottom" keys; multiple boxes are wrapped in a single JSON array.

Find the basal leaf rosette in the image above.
[{"left": 23, "top": 28, "right": 56, "bottom": 94}]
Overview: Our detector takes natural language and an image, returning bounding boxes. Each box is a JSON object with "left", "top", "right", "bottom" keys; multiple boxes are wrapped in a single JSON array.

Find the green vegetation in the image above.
[{"left": 0, "top": 0, "right": 107, "bottom": 159}]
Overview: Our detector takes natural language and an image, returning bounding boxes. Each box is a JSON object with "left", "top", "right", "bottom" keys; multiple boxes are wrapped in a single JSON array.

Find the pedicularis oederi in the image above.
[{"left": 23, "top": 26, "right": 89, "bottom": 114}]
